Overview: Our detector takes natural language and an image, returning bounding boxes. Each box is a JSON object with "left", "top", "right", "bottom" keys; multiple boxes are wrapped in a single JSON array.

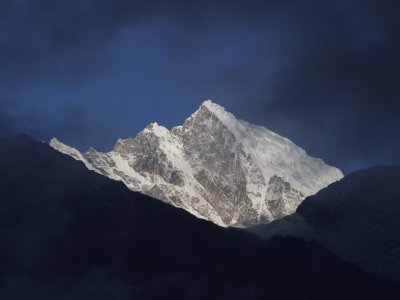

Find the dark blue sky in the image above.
[{"left": 1, "top": 0, "right": 400, "bottom": 174}]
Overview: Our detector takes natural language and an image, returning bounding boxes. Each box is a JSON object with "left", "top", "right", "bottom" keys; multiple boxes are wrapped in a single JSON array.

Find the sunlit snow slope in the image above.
[{"left": 50, "top": 100, "right": 343, "bottom": 227}]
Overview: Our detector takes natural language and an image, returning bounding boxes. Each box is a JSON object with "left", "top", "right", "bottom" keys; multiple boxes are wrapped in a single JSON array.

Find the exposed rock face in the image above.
[
  {"left": 266, "top": 175, "right": 304, "bottom": 219},
  {"left": 50, "top": 100, "right": 343, "bottom": 227}
]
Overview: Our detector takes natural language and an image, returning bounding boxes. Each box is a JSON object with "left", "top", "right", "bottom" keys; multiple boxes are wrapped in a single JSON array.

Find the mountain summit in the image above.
[{"left": 51, "top": 100, "right": 343, "bottom": 227}]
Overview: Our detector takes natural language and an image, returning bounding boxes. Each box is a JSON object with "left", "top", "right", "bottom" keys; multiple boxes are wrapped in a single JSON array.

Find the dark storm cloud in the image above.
[
  {"left": 229, "top": 0, "right": 400, "bottom": 172},
  {"left": 0, "top": 0, "right": 238, "bottom": 79},
  {"left": 0, "top": 0, "right": 399, "bottom": 172},
  {"left": 0, "top": 99, "right": 89, "bottom": 145},
  {"left": 0, "top": 0, "right": 153, "bottom": 80},
  {"left": 0, "top": 102, "right": 19, "bottom": 137},
  {"left": 0, "top": 100, "right": 41, "bottom": 137},
  {"left": 0, "top": 0, "right": 314, "bottom": 80}
]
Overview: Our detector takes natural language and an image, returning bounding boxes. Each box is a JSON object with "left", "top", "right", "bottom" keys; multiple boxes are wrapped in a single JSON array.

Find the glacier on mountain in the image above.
[{"left": 50, "top": 100, "right": 343, "bottom": 227}]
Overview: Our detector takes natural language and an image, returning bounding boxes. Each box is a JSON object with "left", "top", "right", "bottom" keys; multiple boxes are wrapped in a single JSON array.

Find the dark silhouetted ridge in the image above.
[
  {"left": 298, "top": 165, "right": 400, "bottom": 282},
  {"left": 0, "top": 135, "right": 398, "bottom": 299}
]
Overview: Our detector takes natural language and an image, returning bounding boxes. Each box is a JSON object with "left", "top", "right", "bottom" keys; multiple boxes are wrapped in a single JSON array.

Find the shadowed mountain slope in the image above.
[
  {"left": 297, "top": 165, "right": 400, "bottom": 282},
  {"left": 0, "top": 134, "right": 398, "bottom": 299}
]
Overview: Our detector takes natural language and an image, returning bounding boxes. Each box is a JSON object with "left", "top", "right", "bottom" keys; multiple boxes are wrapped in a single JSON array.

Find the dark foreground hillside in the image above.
[
  {"left": 0, "top": 134, "right": 399, "bottom": 300},
  {"left": 298, "top": 165, "right": 400, "bottom": 282}
]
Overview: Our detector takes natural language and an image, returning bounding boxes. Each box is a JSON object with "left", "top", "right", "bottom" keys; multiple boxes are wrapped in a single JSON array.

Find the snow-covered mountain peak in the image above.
[
  {"left": 50, "top": 100, "right": 343, "bottom": 227},
  {"left": 195, "top": 100, "right": 236, "bottom": 126},
  {"left": 183, "top": 101, "right": 342, "bottom": 196},
  {"left": 194, "top": 100, "right": 292, "bottom": 150},
  {"left": 143, "top": 122, "right": 170, "bottom": 138},
  {"left": 201, "top": 99, "right": 227, "bottom": 114},
  {"left": 185, "top": 100, "right": 230, "bottom": 125}
]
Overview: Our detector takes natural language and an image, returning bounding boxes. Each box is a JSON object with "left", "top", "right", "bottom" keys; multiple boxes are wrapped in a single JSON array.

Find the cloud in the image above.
[
  {"left": 226, "top": 0, "right": 400, "bottom": 172},
  {"left": 0, "top": 100, "right": 90, "bottom": 147},
  {"left": 0, "top": 0, "right": 399, "bottom": 172}
]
